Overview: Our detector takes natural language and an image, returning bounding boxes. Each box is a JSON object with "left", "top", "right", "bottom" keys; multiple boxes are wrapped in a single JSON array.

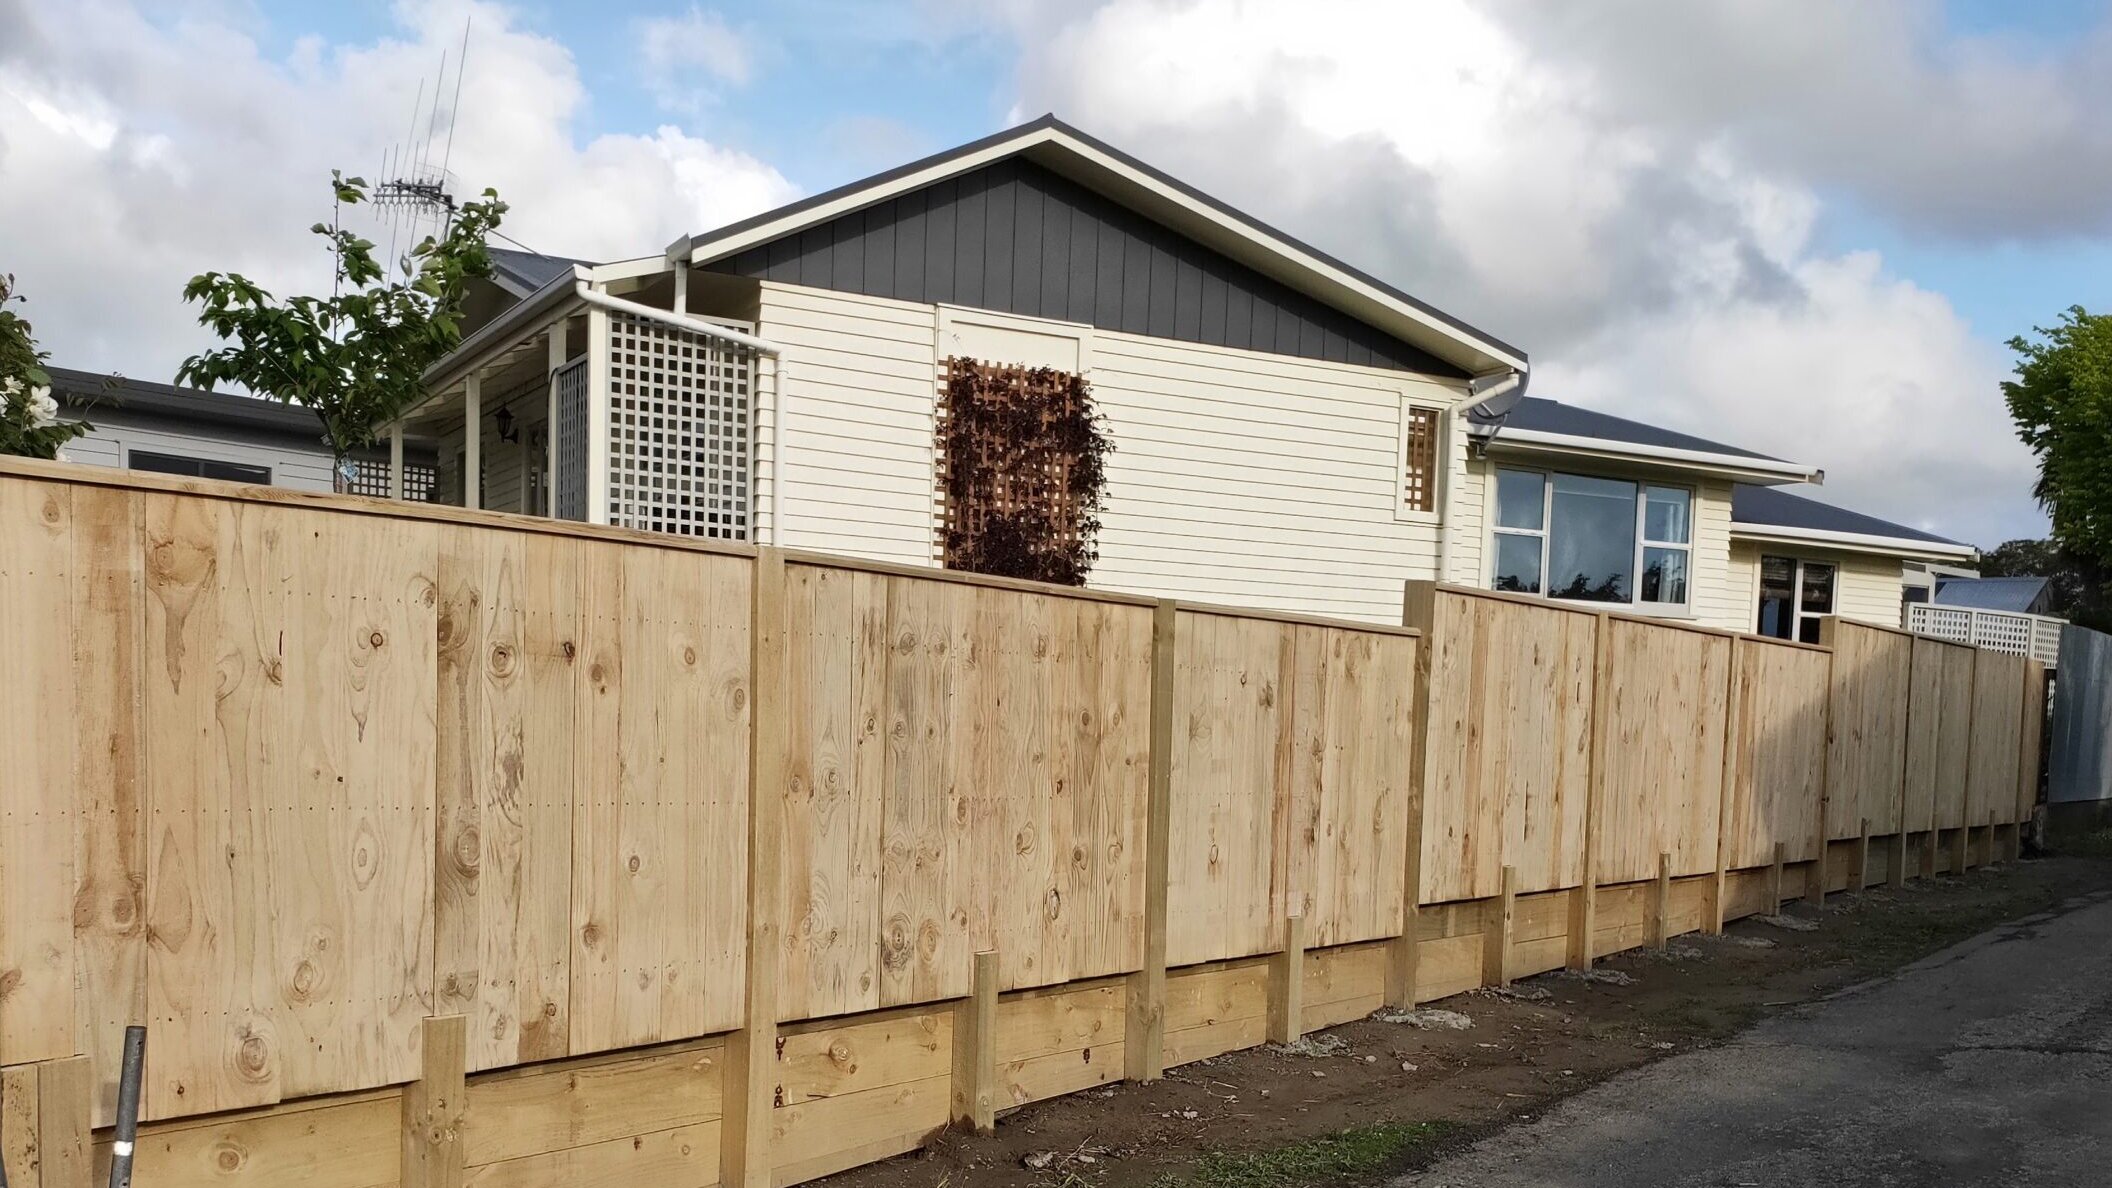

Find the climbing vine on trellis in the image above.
[{"left": 937, "top": 357, "right": 1112, "bottom": 586}]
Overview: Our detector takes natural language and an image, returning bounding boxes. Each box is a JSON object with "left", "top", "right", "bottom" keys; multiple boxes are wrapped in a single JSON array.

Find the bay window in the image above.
[{"left": 1492, "top": 468, "right": 1692, "bottom": 609}]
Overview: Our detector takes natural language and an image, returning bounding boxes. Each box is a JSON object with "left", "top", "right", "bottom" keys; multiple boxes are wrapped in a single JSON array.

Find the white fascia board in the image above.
[
  {"left": 1730, "top": 523, "right": 1979, "bottom": 563},
  {"left": 587, "top": 254, "right": 676, "bottom": 284},
  {"left": 414, "top": 266, "right": 587, "bottom": 415},
  {"left": 685, "top": 125, "right": 1526, "bottom": 376},
  {"left": 1492, "top": 427, "right": 1822, "bottom": 484}
]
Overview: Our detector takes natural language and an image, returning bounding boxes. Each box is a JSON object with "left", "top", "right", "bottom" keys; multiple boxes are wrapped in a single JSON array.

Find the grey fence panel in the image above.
[{"left": 2049, "top": 625, "right": 2112, "bottom": 803}]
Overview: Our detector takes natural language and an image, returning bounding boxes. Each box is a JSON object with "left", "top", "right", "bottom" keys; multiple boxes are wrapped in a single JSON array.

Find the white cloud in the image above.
[
  {"left": 0, "top": 0, "right": 796, "bottom": 385},
  {"left": 989, "top": 0, "right": 2045, "bottom": 545},
  {"left": 636, "top": 6, "right": 753, "bottom": 113}
]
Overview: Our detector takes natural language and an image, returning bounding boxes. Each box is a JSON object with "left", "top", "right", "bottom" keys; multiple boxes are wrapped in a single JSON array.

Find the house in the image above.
[
  {"left": 47, "top": 366, "right": 434, "bottom": 497},
  {"left": 1932, "top": 575, "right": 2053, "bottom": 616},
  {"left": 382, "top": 114, "right": 1976, "bottom": 634}
]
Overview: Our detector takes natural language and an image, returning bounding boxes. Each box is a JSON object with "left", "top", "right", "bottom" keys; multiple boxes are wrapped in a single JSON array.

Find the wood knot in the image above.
[
  {"left": 290, "top": 959, "right": 318, "bottom": 1000},
  {"left": 369, "top": 630, "right": 386, "bottom": 648},
  {"left": 267, "top": 659, "right": 285, "bottom": 685},
  {"left": 235, "top": 1029, "right": 271, "bottom": 1078},
  {"left": 581, "top": 922, "right": 603, "bottom": 948},
  {"left": 562, "top": 640, "right": 577, "bottom": 660},
  {"left": 489, "top": 643, "right": 515, "bottom": 677},
  {"left": 213, "top": 1142, "right": 245, "bottom": 1172},
  {"left": 627, "top": 855, "right": 641, "bottom": 874},
  {"left": 683, "top": 645, "right": 697, "bottom": 666}
]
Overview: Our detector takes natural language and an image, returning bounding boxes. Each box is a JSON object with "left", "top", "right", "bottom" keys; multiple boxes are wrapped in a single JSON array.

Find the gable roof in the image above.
[
  {"left": 682, "top": 114, "right": 1525, "bottom": 377},
  {"left": 1933, "top": 576, "right": 2050, "bottom": 613},
  {"left": 1731, "top": 483, "right": 1977, "bottom": 560}
]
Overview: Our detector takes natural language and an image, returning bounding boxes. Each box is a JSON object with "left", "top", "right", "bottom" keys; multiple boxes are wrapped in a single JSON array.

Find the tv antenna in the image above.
[{"left": 371, "top": 17, "right": 473, "bottom": 269}]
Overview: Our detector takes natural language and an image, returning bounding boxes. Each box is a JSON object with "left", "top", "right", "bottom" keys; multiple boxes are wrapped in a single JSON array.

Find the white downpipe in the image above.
[
  {"left": 572, "top": 282, "right": 784, "bottom": 357},
  {"left": 1455, "top": 370, "right": 1522, "bottom": 419}
]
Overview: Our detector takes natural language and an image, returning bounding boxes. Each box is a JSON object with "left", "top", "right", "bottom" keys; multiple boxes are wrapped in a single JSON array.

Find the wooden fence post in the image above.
[
  {"left": 1124, "top": 601, "right": 1176, "bottom": 1082},
  {"left": 1852, "top": 818, "right": 1872, "bottom": 891},
  {"left": 1483, "top": 866, "right": 1516, "bottom": 988},
  {"left": 1388, "top": 582, "right": 1438, "bottom": 1009},
  {"left": 1267, "top": 913, "right": 1306, "bottom": 1045},
  {"left": 1810, "top": 620, "right": 1837, "bottom": 909},
  {"left": 1649, "top": 852, "right": 1671, "bottom": 951},
  {"left": 1769, "top": 841, "right": 1786, "bottom": 911},
  {"left": 1951, "top": 823, "right": 1968, "bottom": 874},
  {"left": 1889, "top": 830, "right": 1908, "bottom": 890},
  {"left": 952, "top": 951, "right": 999, "bottom": 1134},
  {"left": 1568, "top": 612, "right": 1614, "bottom": 971},
  {"left": 401, "top": 1016, "right": 467, "bottom": 1188},
  {"left": 724, "top": 547, "right": 788, "bottom": 1188}
]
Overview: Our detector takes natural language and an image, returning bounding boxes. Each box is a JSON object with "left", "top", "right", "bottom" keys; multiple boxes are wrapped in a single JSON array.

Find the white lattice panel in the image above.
[
  {"left": 554, "top": 357, "right": 589, "bottom": 522},
  {"left": 603, "top": 312, "right": 754, "bottom": 540},
  {"left": 1909, "top": 605, "right": 1973, "bottom": 644},
  {"left": 1974, "top": 612, "right": 2032, "bottom": 655}
]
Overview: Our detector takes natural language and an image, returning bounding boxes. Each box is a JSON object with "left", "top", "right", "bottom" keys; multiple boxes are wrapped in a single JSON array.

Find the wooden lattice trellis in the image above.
[
  {"left": 1402, "top": 405, "right": 1439, "bottom": 513},
  {"left": 936, "top": 357, "right": 1111, "bottom": 586}
]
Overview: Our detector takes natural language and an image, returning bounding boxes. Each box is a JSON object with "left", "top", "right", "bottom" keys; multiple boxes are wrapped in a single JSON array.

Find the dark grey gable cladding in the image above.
[{"left": 704, "top": 155, "right": 1470, "bottom": 379}]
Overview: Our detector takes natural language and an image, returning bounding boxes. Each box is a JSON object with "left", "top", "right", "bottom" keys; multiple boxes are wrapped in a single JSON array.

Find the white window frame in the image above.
[
  {"left": 1757, "top": 554, "right": 1836, "bottom": 644},
  {"left": 1489, "top": 467, "right": 1695, "bottom": 613}
]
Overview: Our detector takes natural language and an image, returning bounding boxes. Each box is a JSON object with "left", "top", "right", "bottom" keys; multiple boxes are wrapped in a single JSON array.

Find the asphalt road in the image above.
[{"left": 1398, "top": 888, "right": 2112, "bottom": 1187}]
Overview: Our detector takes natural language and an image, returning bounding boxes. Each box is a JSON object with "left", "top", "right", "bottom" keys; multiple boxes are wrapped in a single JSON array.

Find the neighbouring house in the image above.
[
  {"left": 47, "top": 366, "right": 435, "bottom": 497},
  {"left": 1725, "top": 482, "right": 1982, "bottom": 641},
  {"left": 380, "top": 114, "right": 1977, "bottom": 634}
]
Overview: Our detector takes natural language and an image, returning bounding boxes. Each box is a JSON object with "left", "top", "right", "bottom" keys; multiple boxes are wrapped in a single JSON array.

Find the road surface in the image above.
[{"left": 1399, "top": 888, "right": 2112, "bottom": 1187}]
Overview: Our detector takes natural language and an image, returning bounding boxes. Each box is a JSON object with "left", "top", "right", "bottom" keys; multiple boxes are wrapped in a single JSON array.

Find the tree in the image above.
[
  {"left": 0, "top": 273, "right": 90, "bottom": 459},
  {"left": 2004, "top": 306, "right": 2112, "bottom": 568},
  {"left": 178, "top": 172, "right": 507, "bottom": 485},
  {"left": 1979, "top": 536, "right": 2112, "bottom": 631}
]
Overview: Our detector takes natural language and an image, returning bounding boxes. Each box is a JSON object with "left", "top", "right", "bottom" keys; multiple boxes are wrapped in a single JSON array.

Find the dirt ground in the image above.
[{"left": 820, "top": 852, "right": 2112, "bottom": 1188}]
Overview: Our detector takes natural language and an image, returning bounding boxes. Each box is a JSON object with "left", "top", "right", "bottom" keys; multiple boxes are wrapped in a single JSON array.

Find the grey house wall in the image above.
[
  {"left": 66, "top": 406, "right": 341, "bottom": 491},
  {"left": 705, "top": 156, "right": 1468, "bottom": 378}
]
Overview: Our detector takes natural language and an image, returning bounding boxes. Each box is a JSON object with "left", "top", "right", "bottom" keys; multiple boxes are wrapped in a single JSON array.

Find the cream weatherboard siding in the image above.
[
  {"left": 759, "top": 282, "right": 941, "bottom": 563},
  {"left": 754, "top": 280, "right": 1471, "bottom": 620},
  {"left": 435, "top": 393, "right": 550, "bottom": 515},
  {"left": 1726, "top": 541, "right": 1908, "bottom": 633}
]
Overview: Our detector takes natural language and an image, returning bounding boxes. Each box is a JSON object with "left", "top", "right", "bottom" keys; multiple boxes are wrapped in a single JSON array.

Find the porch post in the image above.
[
  {"left": 388, "top": 423, "right": 405, "bottom": 500},
  {"left": 586, "top": 303, "right": 611, "bottom": 526},
  {"left": 547, "top": 323, "right": 565, "bottom": 517},
  {"left": 463, "top": 371, "right": 483, "bottom": 511}
]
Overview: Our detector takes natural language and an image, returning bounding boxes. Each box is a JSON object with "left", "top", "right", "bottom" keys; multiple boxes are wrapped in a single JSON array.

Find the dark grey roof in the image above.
[
  {"left": 1933, "top": 576, "right": 2049, "bottom": 612},
  {"left": 488, "top": 247, "right": 585, "bottom": 295},
  {"left": 1498, "top": 396, "right": 1781, "bottom": 461},
  {"left": 688, "top": 113, "right": 1525, "bottom": 365},
  {"left": 1731, "top": 482, "right": 1969, "bottom": 549},
  {"left": 49, "top": 366, "right": 331, "bottom": 438}
]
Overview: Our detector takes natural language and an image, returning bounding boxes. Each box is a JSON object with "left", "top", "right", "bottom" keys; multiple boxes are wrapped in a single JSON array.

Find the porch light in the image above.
[{"left": 494, "top": 404, "right": 518, "bottom": 443}]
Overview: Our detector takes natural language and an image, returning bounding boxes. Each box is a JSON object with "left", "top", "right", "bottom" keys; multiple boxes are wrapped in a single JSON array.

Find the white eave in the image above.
[
  {"left": 681, "top": 116, "right": 1528, "bottom": 379},
  {"left": 1729, "top": 521, "right": 1980, "bottom": 563},
  {"left": 1490, "top": 427, "right": 1825, "bottom": 486}
]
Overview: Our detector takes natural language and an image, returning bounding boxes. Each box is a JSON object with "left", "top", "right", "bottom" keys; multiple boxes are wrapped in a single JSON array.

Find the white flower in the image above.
[
  {"left": 53, "top": 448, "right": 68, "bottom": 463},
  {"left": 26, "top": 386, "right": 57, "bottom": 429}
]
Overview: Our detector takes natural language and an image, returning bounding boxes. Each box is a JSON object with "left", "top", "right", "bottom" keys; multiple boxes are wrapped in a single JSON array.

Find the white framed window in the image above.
[
  {"left": 1757, "top": 555, "right": 1835, "bottom": 644},
  {"left": 1490, "top": 467, "right": 1693, "bottom": 610}
]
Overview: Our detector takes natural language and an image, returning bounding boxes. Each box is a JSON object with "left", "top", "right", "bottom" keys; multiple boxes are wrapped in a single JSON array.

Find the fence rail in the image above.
[{"left": 0, "top": 459, "right": 2048, "bottom": 1188}]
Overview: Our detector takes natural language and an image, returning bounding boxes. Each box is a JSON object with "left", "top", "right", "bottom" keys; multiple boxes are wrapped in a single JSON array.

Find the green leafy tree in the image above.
[
  {"left": 178, "top": 172, "right": 507, "bottom": 486},
  {"left": 1979, "top": 536, "right": 2112, "bottom": 631},
  {"left": 2005, "top": 306, "right": 2112, "bottom": 568},
  {"left": 0, "top": 273, "right": 90, "bottom": 459}
]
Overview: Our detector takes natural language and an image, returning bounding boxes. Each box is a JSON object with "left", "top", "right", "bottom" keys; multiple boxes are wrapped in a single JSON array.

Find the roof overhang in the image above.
[
  {"left": 410, "top": 265, "right": 589, "bottom": 419},
  {"left": 1489, "top": 427, "right": 1823, "bottom": 486},
  {"left": 682, "top": 116, "right": 1527, "bottom": 378},
  {"left": 1730, "top": 522, "right": 1979, "bottom": 563}
]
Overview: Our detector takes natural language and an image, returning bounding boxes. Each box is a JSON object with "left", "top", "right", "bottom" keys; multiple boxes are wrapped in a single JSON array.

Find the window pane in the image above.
[
  {"left": 1644, "top": 486, "right": 1690, "bottom": 544},
  {"left": 1757, "top": 556, "right": 1795, "bottom": 639},
  {"left": 1641, "top": 546, "right": 1689, "bottom": 605},
  {"left": 1495, "top": 469, "right": 1546, "bottom": 530},
  {"left": 1800, "top": 562, "right": 1836, "bottom": 615},
  {"left": 1798, "top": 616, "right": 1824, "bottom": 645},
  {"left": 1494, "top": 532, "right": 1543, "bottom": 595},
  {"left": 1548, "top": 473, "right": 1636, "bottom": 602}
]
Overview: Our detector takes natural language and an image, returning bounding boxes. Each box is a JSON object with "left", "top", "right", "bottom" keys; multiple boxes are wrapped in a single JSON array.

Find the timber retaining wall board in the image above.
[{"left": 0, "top": 462, "right": 2050, "bottom": 1188}]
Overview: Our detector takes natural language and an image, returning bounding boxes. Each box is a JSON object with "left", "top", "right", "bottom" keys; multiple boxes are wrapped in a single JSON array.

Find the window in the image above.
[
  {"left": 1491, "top": 468, "right": 1692, "bottom": 608},
  {"left": 1400, "top": 404, "right": 1440, "bottom": 514},
  {"left": 128, "top": 450, "right": 271, "bottom": 485},
  {"left": 1757, "top": 555, "right": 1835, "bottom": 644}
]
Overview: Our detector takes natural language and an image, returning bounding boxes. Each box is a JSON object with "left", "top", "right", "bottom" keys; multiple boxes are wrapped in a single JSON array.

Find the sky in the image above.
[{"left": 4, "top": 1, "right": 2109, "bottom": 550}]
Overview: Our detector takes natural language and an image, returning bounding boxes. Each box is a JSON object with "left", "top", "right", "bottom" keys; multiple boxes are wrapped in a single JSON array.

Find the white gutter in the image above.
[
  {"left": 1494, "top": 427, "right": 1824, "bottom": 484},
  {"left": 1730, "top": 522, "right": 1979, "bottom": 562}
]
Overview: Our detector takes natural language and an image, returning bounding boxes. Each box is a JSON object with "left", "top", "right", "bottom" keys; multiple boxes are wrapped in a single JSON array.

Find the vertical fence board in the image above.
[
  {"left": 1596, "top": 620, "right": 1730, "bottom": 883},
  {"left": 1823, "top": 622, "right": 1913, "bottom": 839},
  {"left": 1967, "top": 650, "right": 2028, "bottom": 828},
  {"left": 1720, "top": 638, "right": 1829, "bottom": 870}
]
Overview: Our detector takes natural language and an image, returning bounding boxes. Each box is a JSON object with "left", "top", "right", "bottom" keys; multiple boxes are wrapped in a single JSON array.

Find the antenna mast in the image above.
[{"left": 373, "top": 17, "right": 473, "bottom": 266}]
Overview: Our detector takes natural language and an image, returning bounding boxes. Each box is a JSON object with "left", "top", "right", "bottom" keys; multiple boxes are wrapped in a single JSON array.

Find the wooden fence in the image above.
[{"left": 0, "top": 461, "right": 2046, "bottom": 1188}]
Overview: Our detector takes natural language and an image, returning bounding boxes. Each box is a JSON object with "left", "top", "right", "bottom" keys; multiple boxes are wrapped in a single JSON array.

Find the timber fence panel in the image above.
[
  {"left": 1164, "top": 607, "right": 1417, "bottom": 966},
  {"left": 1594, "top": 617, "right": 1732, "bottom": 884},
  {"left": 1720, "top": 637, "right": 1830, "bottom": 870},
  {"left": 1903, "top": 638, "right": 1973, "bottom": 836},
  {"left": 1417, "top": 590, "right": 1595, "bottom": 903},
  {"left": 1967, "top": 649, "right": 2028, "bottom": 827},
  {"left": 1822, "top": 620, "right": 1913, "bottom": 840},
  {"left": 2020, "top": 660, "right": 2048, "bottom": 822},
  {"left": 778, "top": 561, "right": 1154, "bottom": 1016}
]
